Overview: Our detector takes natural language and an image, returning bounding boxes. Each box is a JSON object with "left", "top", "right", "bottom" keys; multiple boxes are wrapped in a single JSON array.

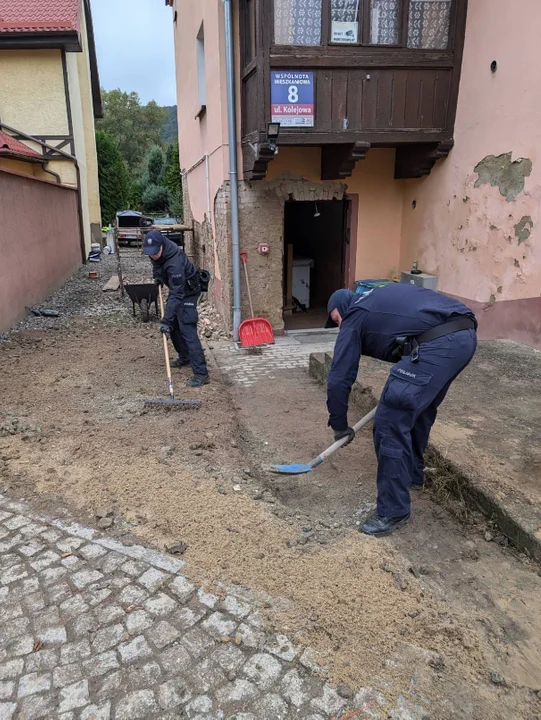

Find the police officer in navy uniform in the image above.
[
  {"left": 325, "top": 283, "right": 477, "bottom": 537},
  {"left": 144, "top": 230, "right": 209, "bottom": 387}
]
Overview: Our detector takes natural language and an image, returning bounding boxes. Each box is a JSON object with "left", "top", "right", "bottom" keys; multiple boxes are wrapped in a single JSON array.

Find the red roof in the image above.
[
  {"left": 0, "top": 131, "right": 42, "bottom": 160},
  {"left": 0, "top": 0, "right": 80, "bottom": 33}
]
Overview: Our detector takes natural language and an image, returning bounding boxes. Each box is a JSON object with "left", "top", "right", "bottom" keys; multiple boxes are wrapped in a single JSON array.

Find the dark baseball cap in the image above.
[
  {"left": 325, "top": 289, "right": 356, "bottom": 328},
  {"left": 143, "top": 230, "right": 165, "bottom": 256}
]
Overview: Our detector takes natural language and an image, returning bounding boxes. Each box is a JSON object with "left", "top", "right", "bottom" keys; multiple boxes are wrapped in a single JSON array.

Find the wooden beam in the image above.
[
  {"left": 394, "top": 140, "right": 454, "bottom": 179},
  {"left": 242, "top": 139, "right": 277, "bottom": 181},
  {"left": 285, "top": 243, "right": 294, "bottom": 315},
  {"left": 277, "top": 130, "right": 447, "bottom": 145},
  {"left": 148, "top": 223, "right": 193, "bottom": 233},
  {"left": 321, "top": 142, "right": 370, "bottom": 181},
  {"left": 270, "top": 50, "right": 454, "bottom": 69}
]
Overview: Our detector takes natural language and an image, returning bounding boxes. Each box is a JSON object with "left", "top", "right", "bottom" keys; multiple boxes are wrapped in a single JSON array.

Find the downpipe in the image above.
[{"left": 222, "top": 0, "right": 242, "bottom": 342}]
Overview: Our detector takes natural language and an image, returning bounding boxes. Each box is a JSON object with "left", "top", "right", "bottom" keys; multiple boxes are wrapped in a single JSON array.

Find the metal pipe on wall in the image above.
[
  {"left": 205, "top": 154, "right": 211, "bottom": 223},
  {"left": 222, "top": 0, "right": 242, "bottom": 342}
]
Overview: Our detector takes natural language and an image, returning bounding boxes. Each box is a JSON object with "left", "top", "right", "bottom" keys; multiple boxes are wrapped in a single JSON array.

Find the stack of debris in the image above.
[{"left": 199, "top": 300, "right": 229, "bottom": 340}]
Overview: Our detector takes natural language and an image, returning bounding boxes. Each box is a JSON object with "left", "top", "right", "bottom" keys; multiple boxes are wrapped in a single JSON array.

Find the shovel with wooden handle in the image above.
[{"left": 269, "top": 406, "right": 377, "bottom": 475}]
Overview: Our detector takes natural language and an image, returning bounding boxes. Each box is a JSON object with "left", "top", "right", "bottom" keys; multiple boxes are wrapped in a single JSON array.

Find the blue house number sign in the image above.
[{"left": 271, "top": 71, "right": 315, "bottom": 128}]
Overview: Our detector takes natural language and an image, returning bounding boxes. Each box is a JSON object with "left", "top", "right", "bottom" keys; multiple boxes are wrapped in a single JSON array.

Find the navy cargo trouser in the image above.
[
  {"left": 374, "top": 329, "right": 477, "bottom": 517},
  {"left": 170, "top": 294, "right": 208, "bottom": 377}
]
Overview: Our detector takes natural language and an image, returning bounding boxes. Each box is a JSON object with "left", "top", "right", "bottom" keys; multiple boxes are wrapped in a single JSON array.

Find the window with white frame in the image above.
[{"left": 196, "top": 23, "right": 206, "bottom": 108}]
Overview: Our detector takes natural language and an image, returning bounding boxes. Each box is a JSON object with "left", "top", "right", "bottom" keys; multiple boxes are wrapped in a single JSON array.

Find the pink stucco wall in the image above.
[
  {"left": 173, "top": 0, "right": 243, "bottom": 291},
  {"left": 400, "top": 0, "right": 541, "bottom": 309},
  {"left": 173, "top": 0, "right": 237, "bottom": 220},
  {"left": 0, "top": 170, "right": 81, "bottom": 333}
]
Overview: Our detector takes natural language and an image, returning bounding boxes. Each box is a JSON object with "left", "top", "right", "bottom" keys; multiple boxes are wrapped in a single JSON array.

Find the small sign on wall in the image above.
[
  {"left": 271, "top": 71, "right": 315, "bottom": 128},
  {"left": 331, "top": 21, "right": 358, "bottom": 43}
]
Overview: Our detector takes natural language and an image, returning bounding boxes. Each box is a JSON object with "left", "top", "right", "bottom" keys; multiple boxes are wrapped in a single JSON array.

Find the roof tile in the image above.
[
  {"left": 0, "top": 0, "right": 80, "bottom": 33},
  {"left": 0, "top": 131, "right": 43, "bottom": 159}
]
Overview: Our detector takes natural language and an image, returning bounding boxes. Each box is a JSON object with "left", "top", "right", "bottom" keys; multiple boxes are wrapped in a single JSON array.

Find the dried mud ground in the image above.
[{"left": 1, "top": 309, "right": 541, "bottom": 718}]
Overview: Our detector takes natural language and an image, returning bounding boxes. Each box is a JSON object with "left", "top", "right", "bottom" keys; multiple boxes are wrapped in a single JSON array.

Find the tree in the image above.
[
  {"left": 141, "top": 185, "right": 170, "bottom": 213},
  {"left": 140, "top": 145, "right": 169, "bottom": 213},
  {"left": 127, "top": 179, "right": 142, "bottom": 211},
  {"left": 97, "top": 90, "right": 168, "bottom": 172},
  {"left": 145, "top": 145, "right": 166, "bottom": 186},
  {"left": 95, "top": 130, "right": 131, "bottom": 224},
  {"left": 161, "top": 106, "right": 178, "bottom": 143},
  {"left": 163, "top": 141, "right": 183, "bottom": 218}
]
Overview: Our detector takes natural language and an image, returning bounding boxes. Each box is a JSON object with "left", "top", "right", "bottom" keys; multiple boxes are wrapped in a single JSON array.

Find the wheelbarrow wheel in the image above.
[{"left": 140, "top": 298, "right": 150, "bottom": 323}]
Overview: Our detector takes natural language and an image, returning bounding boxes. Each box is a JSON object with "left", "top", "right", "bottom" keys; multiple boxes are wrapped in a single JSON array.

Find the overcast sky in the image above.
[{"left": 92, "top": 0, "right": 177, "bottom": 106}]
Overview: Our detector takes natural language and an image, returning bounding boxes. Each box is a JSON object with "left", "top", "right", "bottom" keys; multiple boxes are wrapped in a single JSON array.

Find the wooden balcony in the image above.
[{"left": 239, "top": 0, "right": 468, "bottom": 181}]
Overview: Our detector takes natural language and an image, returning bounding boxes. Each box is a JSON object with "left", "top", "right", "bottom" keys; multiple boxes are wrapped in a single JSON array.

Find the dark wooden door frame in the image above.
[
  {"left": 282, "top": 196, "right": 356, "bottom": 321},
  {"left": 344, "top": 193, "right": 359, "bottom": 290}
]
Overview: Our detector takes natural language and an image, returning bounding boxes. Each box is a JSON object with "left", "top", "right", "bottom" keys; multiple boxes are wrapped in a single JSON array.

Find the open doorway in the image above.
[{"left": 283, "top": 199, "right": 349, "bottom": 330}]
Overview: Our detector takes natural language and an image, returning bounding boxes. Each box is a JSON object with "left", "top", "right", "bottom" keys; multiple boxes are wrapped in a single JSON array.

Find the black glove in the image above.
[
  {"left": 154, "top": 278, "right": 164, "bottom": 288},
  {"left": 334, "top": 427, "right": 355, "bottom": 446},
  {"left": 160, "top": 323, "right": 171, "bottom": 338}
]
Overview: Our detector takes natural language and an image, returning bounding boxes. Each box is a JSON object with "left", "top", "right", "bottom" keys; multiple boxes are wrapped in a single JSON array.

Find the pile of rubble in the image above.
[{"left": 198, "top": 300, "right": 229, "bottom": 341}]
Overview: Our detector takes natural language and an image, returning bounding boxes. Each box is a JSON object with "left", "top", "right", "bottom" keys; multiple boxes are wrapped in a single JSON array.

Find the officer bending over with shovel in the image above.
[
  {"left": 144, "top": 230, "right": 209, "bottom": 387},
  {"left": 325, "top": 283, "right": 477, "bottom": 537}
]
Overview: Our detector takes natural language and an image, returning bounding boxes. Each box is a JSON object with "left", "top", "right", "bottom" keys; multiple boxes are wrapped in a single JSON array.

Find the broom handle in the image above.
[
  {"left": 158, "top": 286, "right": 175, "bottom": 401},
  {"left": 241, "top": 252, "right": 255, "bottom": 319}
]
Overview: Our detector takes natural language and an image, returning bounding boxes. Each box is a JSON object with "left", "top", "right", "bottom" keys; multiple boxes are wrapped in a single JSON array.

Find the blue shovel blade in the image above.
[{"left": 269, "top": 463, "right": 313, "bottom": 475}]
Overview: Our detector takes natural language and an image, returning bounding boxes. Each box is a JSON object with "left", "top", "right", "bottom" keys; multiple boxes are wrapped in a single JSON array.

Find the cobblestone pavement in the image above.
[
  {"left": 0, "top": 496, "right": 424, "bottom": 720},
  {"left": 212, "top": 336, "right": 337, "bottom": 388}
]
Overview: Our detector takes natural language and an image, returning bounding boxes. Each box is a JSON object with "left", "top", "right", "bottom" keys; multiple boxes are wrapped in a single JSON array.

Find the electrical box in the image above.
[{"left": 400, "top": 271, "right": 438, "bottom": 292}]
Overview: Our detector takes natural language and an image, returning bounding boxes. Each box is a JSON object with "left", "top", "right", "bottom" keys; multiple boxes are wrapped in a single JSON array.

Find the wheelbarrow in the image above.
[{"left": 124, "top": 283, "right": 159, "bottom": 323}]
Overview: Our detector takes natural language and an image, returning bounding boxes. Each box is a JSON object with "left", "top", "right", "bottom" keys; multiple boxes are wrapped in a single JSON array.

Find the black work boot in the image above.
[
  {"left": 360, "top": 512, "right": 410, "bottom": 538},
  {"left": 411, "top": 483, "right": 424, "bottom": 491},
  {"left": 187, "top": 374, "right": 210, "bottom": 387},
  {"left": 171, "top": 358, "right": 190, "bottom": 369}
]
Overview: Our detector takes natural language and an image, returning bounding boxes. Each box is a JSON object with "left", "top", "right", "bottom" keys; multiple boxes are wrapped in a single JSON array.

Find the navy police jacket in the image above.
[
  {"left": 327, "top": 283, "right": 474, "bottom": 431},
  {"left": 151, "top": 238, "right": 199, "bottom": 326}
]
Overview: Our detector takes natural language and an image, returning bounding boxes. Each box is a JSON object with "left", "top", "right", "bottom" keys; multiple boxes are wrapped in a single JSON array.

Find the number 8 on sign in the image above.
[
  {"left": 288, "top": 85, "right": 299, "bottom": 103},
  {"left": 271, "top": 71, "right": 314, "bottom": 127}
]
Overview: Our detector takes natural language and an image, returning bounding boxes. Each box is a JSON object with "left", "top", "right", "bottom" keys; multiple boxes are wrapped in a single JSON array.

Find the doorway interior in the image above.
[{"left": 283, "top": 199, "right": 348, "bottom": 331}]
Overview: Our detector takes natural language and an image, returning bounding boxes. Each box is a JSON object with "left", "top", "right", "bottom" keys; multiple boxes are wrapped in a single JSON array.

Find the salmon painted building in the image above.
[
  {"left": 0, "top": 0, "right": 102, "bottom": 333},
  {"left": 167, "top": 0, "right": 541, "bottom": 348}
]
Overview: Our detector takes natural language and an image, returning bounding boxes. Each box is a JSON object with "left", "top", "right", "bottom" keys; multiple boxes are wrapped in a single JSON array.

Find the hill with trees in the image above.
[
  {"left": 95, "top": 91, "right": 182, "bottom": 223},
  {"left": 162, "top": 106, "right": 178, "bottom": 143}
]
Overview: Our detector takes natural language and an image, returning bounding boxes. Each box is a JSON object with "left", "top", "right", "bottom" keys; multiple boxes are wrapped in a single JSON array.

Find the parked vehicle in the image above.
[
  {"left": 116, "top": 210, "right": 145, "bottom": 246},
  {"left": 148, "top": 215, "right": 185, "bottom": 248}
]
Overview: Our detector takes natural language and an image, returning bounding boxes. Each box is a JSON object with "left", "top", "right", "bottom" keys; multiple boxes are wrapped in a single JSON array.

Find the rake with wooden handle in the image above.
[{"left": 144, "top": 286, "right": 201, "bottom": 409}]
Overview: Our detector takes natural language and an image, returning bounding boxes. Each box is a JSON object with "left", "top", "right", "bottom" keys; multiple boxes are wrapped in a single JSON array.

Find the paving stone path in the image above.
[
  {"left": 0, "top": 496, "right": 421, "bottom": 720},
  {"left": 213, "top": 337, "right": 336, "bottom": 388}
]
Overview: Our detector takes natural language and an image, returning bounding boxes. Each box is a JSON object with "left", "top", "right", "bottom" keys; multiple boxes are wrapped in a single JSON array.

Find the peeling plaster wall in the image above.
[{"left": 400, "top": 0, "right": 541, "bottom": 309}]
